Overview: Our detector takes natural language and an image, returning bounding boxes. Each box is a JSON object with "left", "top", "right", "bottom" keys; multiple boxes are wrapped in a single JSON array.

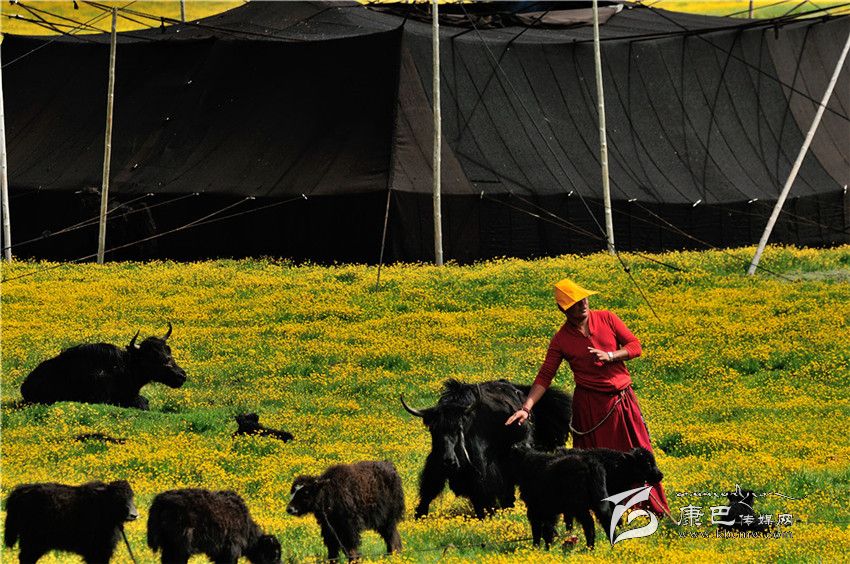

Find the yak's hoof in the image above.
[{"left": 561, "top": 535, "right": 580, "bottom": 548}]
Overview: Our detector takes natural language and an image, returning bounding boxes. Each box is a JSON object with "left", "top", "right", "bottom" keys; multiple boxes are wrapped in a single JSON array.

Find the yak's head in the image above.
[
  {"left": 127, "top": 323, "right": 187, "bottom": 388},
  {"left": 286, "top": 475, "right": 324, "bottom": 517},
  {"left": 401, "top": 394, "right": 478, "bottom": 473},
  {"left": 93, "top": 480, "right": 138, "bottom": 524},
  {"left": 727, "top": 488, "right": 756, "bottom": 508},
  {"left": 401, "top": 380, "right": 531, "bottom": 473},
  {"left": 235, "top": 413, "right": 262, "bottom": 433},
  {"left": 245, "top": 534, "right": 282, "bottom": 564},
  {"left": 629, "top": 447, "right": 664, "bottom": 484}
]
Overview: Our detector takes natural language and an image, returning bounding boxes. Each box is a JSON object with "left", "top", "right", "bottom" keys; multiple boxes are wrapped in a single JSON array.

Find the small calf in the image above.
[
  {"left": 286, "top": 460, "right": 404, "bottom": 561},
  {"left": 233, "top": 413, "right": 294, "bottom": 442},
  {"left": 147, "top": 488, "right": 281, "bottom": 564},
  {"left": 4, "top": 480, "right": 138, "bottom": 563},
  {"left": 718, "top": 489, "right": 771, "bottom": 533},
  {"left": 511, "top": 444, "right": 613, "bottom": 549},
  {"left": 556, "top": 446, "right": 664, "bottom": 539}
]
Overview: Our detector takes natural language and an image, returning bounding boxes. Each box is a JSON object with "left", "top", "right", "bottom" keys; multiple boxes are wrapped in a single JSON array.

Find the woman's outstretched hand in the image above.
[{"left": 505, "top": 409, "right": 529, "bottom": 426}]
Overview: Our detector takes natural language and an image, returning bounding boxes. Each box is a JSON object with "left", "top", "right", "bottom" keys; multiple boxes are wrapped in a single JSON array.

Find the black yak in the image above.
[
  {"left": 4, "top": 480, "right": 138, "bottom": 563},
  {"left": 286, "top": 460, "right": 404, "bottom": 561},
  {"left": 233, "top": 413, "right": 294, "bottom": 442},
  {"left": 718, "top": 488, "right": 771, "bottom": 533},
  {"left": 511, "top": 444, "right": 613, "bottom": 549},
  {"left": 556, "top": 446, "right": 664, "bottom": 541},
  {"left": 147, "top": 488, "right": 281, "bottom": 564},
  {"left": 400, "top": 379, "right": 572, "bottom": 519},
  {"left": 20, "top": 324, "right": 186, "bottom": 410}
]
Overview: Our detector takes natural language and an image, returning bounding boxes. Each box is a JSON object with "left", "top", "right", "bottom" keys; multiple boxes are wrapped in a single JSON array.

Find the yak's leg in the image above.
[
  {"left": 337, "top": 525, "right": 362, "bottom": 562},
  {"left": 415, "top": 452, "right": 446, "bottom": 518},
  {"left": 319, "top": 522, "right": 341, "bottom": 561},
  {"left": 17, "top": 544, "right": 47, "bottom": 564},
  {"left": 594, "top": 501, "right": 614, "bottom": 538},
  {"left": 159, "top": 549, "right": 190, "bottom": 564},
  {"left": 577, "top": 511, "right": 597, "bottom": 549},
  {"left": 83, "top": 549, "right": 116, "bottom": 564},
  {"left": 497, "top": 485, "right": 516, "bottom": 509},
  {"left": 211, "top": 544, "right": 240, "bottom": 564},
  {"left": 128, "top": 395, "right": 150, "bottom": 410},
  {"left": 159, "top": 537, "right": 191, "bottom": 564},
  {"left": 380, "top": 526, "right": 402, "bottom": 554},
  {"left": 528, "top": 508, "right": 543, "bottom": 547}
]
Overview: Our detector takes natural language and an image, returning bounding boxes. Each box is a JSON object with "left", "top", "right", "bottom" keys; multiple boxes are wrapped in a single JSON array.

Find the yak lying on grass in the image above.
[
  {"left": 147, "top": 488, "right": 281, "bottom": 564},
  {"left": 511, "top": 444, "right": 613, "bottom": 549},
  {"left": 233, "top": 413, "right": 294, "bottom": 442},
  {"left": 286, "top": 461, "right": 404, "bottom": 561},
  {"left": 4, "top": 480, "right": 138, "bottom": 563},
  {"left": 401, "top": 378, "right": 572, "bottom": 519},
  {"left": 20, "top": 324, "right": 186, "bottom": 410}
]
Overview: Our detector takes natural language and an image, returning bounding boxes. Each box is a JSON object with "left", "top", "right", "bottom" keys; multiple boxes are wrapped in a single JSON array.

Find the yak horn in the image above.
[
  {"left": 459, "top": 429, "right": 473, "bottom": 467},
  {"left": 400, "top": 395, "right": 425, "bottom": 418},
  {"left": 129, "top": 330, "right": 140, "bottom": 349},
  {"left": 162, "top": 322, "right": 173, "bottom": 341}
]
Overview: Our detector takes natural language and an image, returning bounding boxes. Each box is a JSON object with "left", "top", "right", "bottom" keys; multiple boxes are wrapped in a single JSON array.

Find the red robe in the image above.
[{"left": 533, "top": 310, "right": 670, "bottom": 515}]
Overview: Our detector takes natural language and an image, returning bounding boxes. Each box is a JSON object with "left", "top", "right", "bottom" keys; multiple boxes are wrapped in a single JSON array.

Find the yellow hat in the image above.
[{"left": 553, "top": 278, "right": 597, "bottom": 310}]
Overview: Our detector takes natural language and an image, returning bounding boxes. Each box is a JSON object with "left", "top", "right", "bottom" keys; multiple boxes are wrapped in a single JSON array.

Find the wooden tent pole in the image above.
[
  {"left": 432, "top": 0, "right": 444, "bottom": 266},
  {"left": 97, "top": 8, "right": 118, "bottom": 264},
  {"left": 592, "top": 0, "right": 615, "bottom": 255},
  {"left": 748, "top": 28, "right": 850, "bottom": 275},
  {"left": 0, "top": 47, "right": 12, "bottom": 261}
]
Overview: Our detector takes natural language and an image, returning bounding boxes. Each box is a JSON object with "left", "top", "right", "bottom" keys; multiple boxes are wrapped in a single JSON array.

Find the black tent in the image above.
[{"left": 3, "top": 1, "right": 848, "bottom": 262}]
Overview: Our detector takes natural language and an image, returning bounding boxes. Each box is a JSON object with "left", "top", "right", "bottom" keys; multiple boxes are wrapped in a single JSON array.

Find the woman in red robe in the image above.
[{"left": 505, "top": 278, "right": 670, "bottom": 516}]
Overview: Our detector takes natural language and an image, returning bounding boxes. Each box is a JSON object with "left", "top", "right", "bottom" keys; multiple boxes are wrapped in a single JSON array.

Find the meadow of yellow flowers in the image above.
[{"left": 1, "top": 245, "right": 848, "bottom": 562}]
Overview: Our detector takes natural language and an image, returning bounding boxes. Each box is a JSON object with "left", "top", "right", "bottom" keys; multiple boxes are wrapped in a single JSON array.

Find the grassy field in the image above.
[
  {"left": 1, "top": 246, "right": 848, "bottom": 562},
  {"left": 2, "top": 0, "right": 848, "bottom": 37}
]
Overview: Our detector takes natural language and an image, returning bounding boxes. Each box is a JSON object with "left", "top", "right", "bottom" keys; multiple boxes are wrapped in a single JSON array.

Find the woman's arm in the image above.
[
  {"left": 588, "top": 311, "right": 641, "bottom": 363},
  {"left": 505, "top": 334, "right": 562, "bottom": 426},
  {"left": 505, "top": 383, "right": 548, "bottom": 426}
]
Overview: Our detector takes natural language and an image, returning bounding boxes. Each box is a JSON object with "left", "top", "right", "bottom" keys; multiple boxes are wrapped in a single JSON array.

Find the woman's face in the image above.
[{"left": 565, "top": 298, "right": 589, "bottom": 323}]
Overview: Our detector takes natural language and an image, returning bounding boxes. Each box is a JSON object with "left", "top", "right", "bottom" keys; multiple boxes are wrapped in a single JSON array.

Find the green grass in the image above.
[{"left": 0, "top": 246, "right": 848, "bottom": 562}]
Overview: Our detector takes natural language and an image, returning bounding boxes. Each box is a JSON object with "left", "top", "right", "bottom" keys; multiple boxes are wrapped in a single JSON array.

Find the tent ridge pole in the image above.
[
  {"left": 748, "top": 27, "right": 850, "bottom": 275},
  {"left": 593, "top": 0, "right": 615, "bottom": 255},
  {"left": 97, "top": 8, "right": 118, "bottom": 264},
  {"left": 0, "top": 46, "right": 11, "bottom": 261},
  {"left": 432, "top": 0, "right": 444, "bottom": 266}
]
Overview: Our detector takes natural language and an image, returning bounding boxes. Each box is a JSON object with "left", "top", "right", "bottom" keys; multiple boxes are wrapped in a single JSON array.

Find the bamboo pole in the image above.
[
  {"left": 97, "top": 8, "right": 118, "bottom": 264},
  {"left": 592, "top": 0, "right": 615, "bottom": 255},
  {"left": 748, "top": 28, "right": 850, "bottom": 275},
  {"left": 0, "top": 47, "right": 11, "bottom": 261},
  {"left": 432, "top": 0, "right": 444, "bottom": 266}
]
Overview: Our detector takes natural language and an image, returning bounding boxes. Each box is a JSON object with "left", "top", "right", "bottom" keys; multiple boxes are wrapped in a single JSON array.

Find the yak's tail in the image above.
[
  {"left": 513, "top": 383, "right": 573, "bottom": 450},
  {"left": 4, "top": 493, "right": 20, "bottom": 548}
]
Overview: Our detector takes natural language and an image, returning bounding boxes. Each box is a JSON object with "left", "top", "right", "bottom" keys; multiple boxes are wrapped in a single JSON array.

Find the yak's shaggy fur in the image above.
[
  {"left": 4, "top": 480, "right": 138, "bottom": 564},
  {"left": 556, "top": 446, "right": 664, "bottom": 539},
  {"left": 147, "top": 488, "right": 281, "bottom": 564},
  {"left": 511, "top": 445, "right": 613, "bottom": 549},
  {"left": 286, "top": 461, "right": 404, "bottom": 561}
]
